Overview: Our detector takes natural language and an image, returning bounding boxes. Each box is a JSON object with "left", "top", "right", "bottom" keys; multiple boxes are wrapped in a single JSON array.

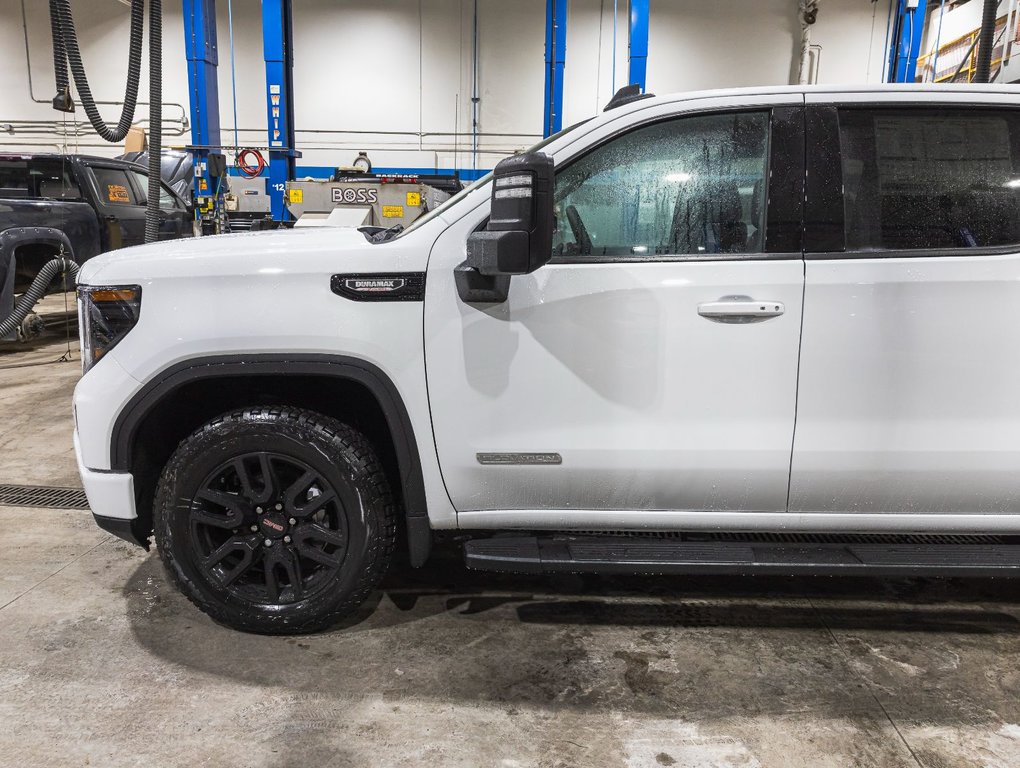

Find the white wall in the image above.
[
  {"left": 646, "top": 0, "right": 891, "bottom": 94},
  {"left": 1, "top": 0, "right": 895, "bottom": 173},
  {"left": 2, "top": 0, "right": 194, "bottom": 159}
]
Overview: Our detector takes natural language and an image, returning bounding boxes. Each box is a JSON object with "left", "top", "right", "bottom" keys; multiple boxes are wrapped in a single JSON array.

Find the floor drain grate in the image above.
[{"left": 0, "top": 484, "right": 90, "bottom": 510}]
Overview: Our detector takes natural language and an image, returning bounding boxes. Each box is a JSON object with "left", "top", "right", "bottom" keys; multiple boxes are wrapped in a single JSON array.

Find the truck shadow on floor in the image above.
[
  {"left": 120, "top": 539, "right": 1020, "bottom": 727},
  {"left": 379, "top": 543, "right": 1020, "bottom": 634}
]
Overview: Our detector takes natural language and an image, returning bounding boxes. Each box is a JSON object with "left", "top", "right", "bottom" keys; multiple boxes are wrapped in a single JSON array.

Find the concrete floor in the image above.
[{"left": 2, "top": 297, "right": 1020, "bottom": 767}]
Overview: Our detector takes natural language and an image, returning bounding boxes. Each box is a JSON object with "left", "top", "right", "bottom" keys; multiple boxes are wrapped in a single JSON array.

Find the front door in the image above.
[{"left": 425, "top": 103, "right": 806, "bottom": 520}]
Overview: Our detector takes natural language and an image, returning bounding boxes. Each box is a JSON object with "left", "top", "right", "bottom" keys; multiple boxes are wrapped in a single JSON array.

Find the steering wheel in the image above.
[{"left": 566, "top": 205, "right": 593, "bottom": 256}]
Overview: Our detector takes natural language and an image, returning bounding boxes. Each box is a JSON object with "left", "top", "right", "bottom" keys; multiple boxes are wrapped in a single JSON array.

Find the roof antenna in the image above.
[{"left": 603, "top": 84, "right": 654, "bottom": 112}]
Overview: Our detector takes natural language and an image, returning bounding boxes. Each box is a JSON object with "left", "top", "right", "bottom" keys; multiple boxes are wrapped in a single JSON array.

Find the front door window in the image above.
[{"left": 552, "top": 111, "right": 770, "bottom": 260}]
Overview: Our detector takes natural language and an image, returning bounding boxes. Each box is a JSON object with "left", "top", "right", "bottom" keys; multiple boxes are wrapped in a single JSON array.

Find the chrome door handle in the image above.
[{"left": 697, "top": 296, "right": 785, "bottom": 324}]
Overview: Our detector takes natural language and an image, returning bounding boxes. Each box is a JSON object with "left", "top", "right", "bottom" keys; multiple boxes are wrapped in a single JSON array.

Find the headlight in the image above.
[{"left": 78, "top": 285, "right": 142, "bottom": 373}]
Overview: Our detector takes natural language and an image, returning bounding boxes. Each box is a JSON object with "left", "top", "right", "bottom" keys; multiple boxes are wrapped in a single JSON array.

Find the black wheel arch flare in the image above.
[{"left": 108, "top": 354, "right": 431, "bottom": 565}]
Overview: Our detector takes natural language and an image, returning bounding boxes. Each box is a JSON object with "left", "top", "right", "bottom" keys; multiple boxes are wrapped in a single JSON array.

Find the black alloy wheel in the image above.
[
  {"left": 190, "top": 451, "right": 349, "bottom": 605},
  {"left": 154, "top": 407, "right": 396, "bottom": 634}
]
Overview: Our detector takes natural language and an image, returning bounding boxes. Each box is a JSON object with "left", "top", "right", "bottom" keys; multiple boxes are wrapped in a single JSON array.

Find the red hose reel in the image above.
[{"left": 235, "top": 148, "right": 267, "bottom": 178}]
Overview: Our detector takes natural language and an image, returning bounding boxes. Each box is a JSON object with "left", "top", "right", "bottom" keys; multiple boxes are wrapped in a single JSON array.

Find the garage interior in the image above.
[{"left": 4, "top": 1, "right": 1020, "bottom": 766}]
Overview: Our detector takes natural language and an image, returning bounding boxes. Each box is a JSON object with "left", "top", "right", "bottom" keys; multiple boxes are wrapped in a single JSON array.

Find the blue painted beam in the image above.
[
  {"left": 888, "top": 0, "right": 928, "bottom": 82},
  {"left": 262, "top": 0, "right": 300, "bottom": 221},
  {"left": 183, "top": 0, "right": 221, "bottom": 210},
  {"left": 629, "top": 0, "right": 649, "bottom": 91},
  {"left": 543, "top": 0, "right": 567, "bottom": 138}
]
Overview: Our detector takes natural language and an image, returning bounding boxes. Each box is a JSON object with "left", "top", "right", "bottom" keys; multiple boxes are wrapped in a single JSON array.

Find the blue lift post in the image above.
[
  {"left": 888, "top": 0, "right": 929, "bottom": 82},
  {"left": 629, "top": 0, "right": 649, "bottom": 91},
  {"left": 262, "top": 0, "right": 300, "bottom": 221},
  {"left": 183, "top": 0, "right": 221, "bottom": 218},
  {"left": 543, "top": 0, "right": 567, "bottom": 138}
]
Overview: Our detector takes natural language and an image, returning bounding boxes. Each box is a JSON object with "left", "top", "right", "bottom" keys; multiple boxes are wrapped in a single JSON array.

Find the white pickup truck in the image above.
[{"left": 74, "top": 84, "right": 1020, "bottom": 633}]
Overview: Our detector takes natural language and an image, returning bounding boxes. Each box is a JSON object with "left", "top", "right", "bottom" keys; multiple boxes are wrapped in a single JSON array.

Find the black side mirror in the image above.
[{"left": 456, "top": 152, "right": 554, "bottom": 303}]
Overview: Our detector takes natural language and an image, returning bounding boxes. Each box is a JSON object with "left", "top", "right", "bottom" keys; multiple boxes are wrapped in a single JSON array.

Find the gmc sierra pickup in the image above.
[{"left": 73, "top": 84, "right": 1020, "bottom": 634}]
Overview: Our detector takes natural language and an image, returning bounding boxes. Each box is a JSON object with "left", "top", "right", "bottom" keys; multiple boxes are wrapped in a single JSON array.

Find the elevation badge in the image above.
[{"left": 476, "top": 452, "right": 563, "bottom": 465}]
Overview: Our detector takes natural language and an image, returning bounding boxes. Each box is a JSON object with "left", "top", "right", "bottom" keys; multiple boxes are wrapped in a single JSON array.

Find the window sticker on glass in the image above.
[{"left": 107, "top": 184, "right": 130, "bottom": 204}]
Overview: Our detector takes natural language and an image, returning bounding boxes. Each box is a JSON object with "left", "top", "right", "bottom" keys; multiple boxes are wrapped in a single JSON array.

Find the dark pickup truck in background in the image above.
[{"left": 0, "top": 153, "right": 191, "bottom": 294}]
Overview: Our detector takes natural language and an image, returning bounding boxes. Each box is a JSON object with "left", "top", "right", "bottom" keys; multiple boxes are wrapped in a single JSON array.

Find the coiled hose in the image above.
[
  {"left": 49, "top": 0, "right": 144, "bottom": 143},
  {"left": 0, "top": 259, "right": 79, "bottom": 340},
  {"left": 50, "top": 0, "right": 162, "bottom": 243}
]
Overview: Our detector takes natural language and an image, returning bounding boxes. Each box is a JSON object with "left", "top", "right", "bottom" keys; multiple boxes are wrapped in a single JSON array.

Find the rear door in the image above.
[
  {"left": 86, "top": 164, "right": 146, "bottom": 249},
  {"left": 790, "top": 95, "right": 1020, "bottom": 519}
]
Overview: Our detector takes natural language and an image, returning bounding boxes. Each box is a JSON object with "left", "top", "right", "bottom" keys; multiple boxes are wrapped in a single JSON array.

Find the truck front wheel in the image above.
[{"left": 153, "top": 407, "right": 396, "bottom": 634}]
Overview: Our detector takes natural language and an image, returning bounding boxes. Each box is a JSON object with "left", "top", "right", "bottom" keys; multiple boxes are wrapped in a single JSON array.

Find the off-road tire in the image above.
[{"left": 153, "top": 406, "right": 396, "bottom": 634}]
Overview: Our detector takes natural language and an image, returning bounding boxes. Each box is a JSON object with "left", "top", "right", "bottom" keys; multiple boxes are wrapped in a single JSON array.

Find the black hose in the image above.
[
  {"left": 49, "top": 0, "right": 145, "bottom": 143},
  {"left": 974, "top": 0, "right": 998, "bottom": 83},
  {"left": 50, "top": 0, "right": 162, "bottom": 243},
  {"left": 145, "top": 0, "right": 162, "bottom": 244},
  {"left": 49, "top": 5, "right": 67, "bottom": 96},
  {"left": 0, "top": 258, "right": 79, "bottom": 340}
]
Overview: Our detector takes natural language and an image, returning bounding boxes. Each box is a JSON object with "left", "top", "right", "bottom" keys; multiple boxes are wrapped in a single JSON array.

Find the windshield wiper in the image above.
[
  {"left": 361, "top": 223, "right": 403, "bottom": 240},
  {"left": 360, "top": 223, "right": 404, "bottom": 243}
]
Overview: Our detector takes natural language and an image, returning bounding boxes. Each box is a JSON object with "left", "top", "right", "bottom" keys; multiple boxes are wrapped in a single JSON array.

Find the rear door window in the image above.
[
  {"left": 0, "top": 160, "right": 30, "bottom": 197},
  {"left": 90, "top": 167, "right": 141, "bottom": 207},
  {"left": 839, "top": 108, "right": 1020, "bottom": 251},
  {"left": 0, "top": 158, "right": 82, "bottom": 199}
]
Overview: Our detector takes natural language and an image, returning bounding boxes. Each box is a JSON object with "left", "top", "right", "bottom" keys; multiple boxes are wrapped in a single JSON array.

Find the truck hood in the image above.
[{"left": 77, "top": 225, "right": 429, "bottom": 284}]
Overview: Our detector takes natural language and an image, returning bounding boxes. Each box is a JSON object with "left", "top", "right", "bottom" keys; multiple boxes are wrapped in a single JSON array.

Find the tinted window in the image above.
[
  {"left": 551, "top": 111, "right": 769, "bottom": 260},
  {"left": 128, "top": 170, "right": 180, "bottom": 211},
  {"left": 0, "top": 158, "right": 81, "bottom": 199},
  {"left": 840, "top": 108, "right": 1020, "bottom": 251},
  {"left": 91, "top": 167, "right": 141, "bottom": 206},
  {"left": 0, "top": 160, "right": 29, "bottom": 197}
]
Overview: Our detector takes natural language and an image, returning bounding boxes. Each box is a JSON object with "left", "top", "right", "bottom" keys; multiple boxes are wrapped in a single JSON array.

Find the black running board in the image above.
[{"left": 463, "top": 535, "right": 1020, "bottom": 577}]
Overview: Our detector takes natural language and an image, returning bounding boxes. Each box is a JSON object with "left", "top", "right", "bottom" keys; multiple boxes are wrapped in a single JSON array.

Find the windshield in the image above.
[{"left": 391, "top": 118, "right": 591, "bottom": 240}]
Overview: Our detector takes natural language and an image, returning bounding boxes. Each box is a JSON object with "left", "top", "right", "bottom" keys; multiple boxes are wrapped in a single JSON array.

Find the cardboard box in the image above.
[{"left": 123, "top": 126, "right": 147, "bottom": 154}]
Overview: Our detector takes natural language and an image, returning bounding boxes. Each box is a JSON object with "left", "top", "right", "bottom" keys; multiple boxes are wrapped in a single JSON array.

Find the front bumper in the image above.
[
  {"left": 73, "top": 346, "right": 151, "bottom": 548},
  {"left": 74, "top": 430, "right": 149, "bottom": 549},
  {"left": 92, "top": 512, "right": 151, "bottom": 549}
]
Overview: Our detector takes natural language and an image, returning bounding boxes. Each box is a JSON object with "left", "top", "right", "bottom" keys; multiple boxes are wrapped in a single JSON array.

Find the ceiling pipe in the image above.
[{"left": 798, "top": 0, "right": 820, "bottom": 85}]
